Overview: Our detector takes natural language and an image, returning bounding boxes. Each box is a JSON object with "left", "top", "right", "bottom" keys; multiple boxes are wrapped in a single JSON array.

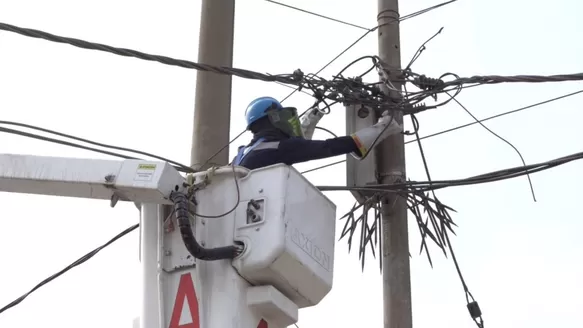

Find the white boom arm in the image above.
[
  {"left": 0, "top": 154, "right": 337, "bottom": 328},
  {"left": 0, "top": 153, "right": 185, "bottom": 205}
]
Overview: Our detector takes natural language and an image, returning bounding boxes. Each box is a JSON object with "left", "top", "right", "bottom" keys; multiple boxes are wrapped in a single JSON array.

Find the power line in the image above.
[
  {"left": 0, "top": 22, "right": 300, "bottom": 84},
  {"left": 406, "top": 113, "right": 483, "bottom": 328},
  {"left": 280, "top": 0, "right": 460, "bottom": 102},
  {"left": 0, "top": 123, "right": 194, "bottom": 173},
  {"left": 318, "top": 147, "right": 583, "bottom": 193},
  {"left": 0, "top": 2, "right": 461, "bottom": 113},
  {"left": 399, "top": 0, "right": 458, "bottom": 21},
  {"left": 0, "top": 224, "right": 139, "bottom": 315},
  {"left": 2, "top": 22, "right": 433, "bottom": 119},
  {"left": 440, "top": 72, "right": 583, "bottom": 88},
  {"left": 265, "top": 0, "right": 369, "bottom": 31},
  {"left": 0, "top": 120, "right": 194, "bottom": 173},
  {"left": 302, "top": 88, "right": 583, "bottom": 174},
  {"left": 301, "top": 159, "right": 345, "bottom": 174},
  {"left": 411, "top": 88, "right": 583, "bottom": 143},
  {"left": 446, "top": 92, "right": 536, "bottom": 202}
]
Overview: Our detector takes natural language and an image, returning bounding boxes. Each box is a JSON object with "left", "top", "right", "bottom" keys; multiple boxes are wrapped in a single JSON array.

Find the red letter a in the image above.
[
  {"left": 257, "top": 319, "right": 268, "bottom": 328},
  {"left": 168, "top": 273, "right": 200, "bottom": 328}
]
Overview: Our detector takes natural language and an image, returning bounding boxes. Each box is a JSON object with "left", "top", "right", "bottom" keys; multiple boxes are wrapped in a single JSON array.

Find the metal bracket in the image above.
[{"left": 246, "top": 199, "right": 265, "bottom": 224}]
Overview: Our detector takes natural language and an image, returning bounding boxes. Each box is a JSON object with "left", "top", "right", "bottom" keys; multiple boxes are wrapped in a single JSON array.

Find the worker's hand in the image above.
[
  {"left": 311, "top": 107, "right": 325, "bottom": 118},
  {"left": 377, "top": 110, "right": 394, "bottom": 125},
  {"left": 375, "top": 110, "right": 402, "bottom": 135}
]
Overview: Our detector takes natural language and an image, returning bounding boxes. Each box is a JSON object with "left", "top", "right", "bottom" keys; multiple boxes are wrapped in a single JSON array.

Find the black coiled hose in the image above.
[{"left": 170, "top": 191, "right": 241, "bottom": 261}]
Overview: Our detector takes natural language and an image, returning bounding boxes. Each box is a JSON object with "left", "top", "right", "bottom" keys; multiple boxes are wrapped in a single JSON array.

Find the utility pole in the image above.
[
  {"left": 376, "top": 0, "right": 413, "bottom": 327},
  {"left": 190, "top": 0, "right": 236, "bottom": 169}
]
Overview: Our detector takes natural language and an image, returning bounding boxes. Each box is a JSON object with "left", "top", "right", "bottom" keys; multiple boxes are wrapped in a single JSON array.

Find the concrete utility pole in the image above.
[
  {"left": 190, "top": 0, "right": 236, "bottom": 168},
  {"left": 376, "top": 0, "right": 413, "bottom": 327}
]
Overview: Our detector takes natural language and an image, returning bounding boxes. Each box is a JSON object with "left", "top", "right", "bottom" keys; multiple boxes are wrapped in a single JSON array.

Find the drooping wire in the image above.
[
  {"left": 446, "top": 92, "right": 537, "bottom": 202},
  {"left": 0, "top": 224, "right": 139, "bottom": 315},
  {"left": 413, "top": 88, "right": 583, "bottom": 143},
  {"left": 188, "top": 164, "right": 242, "bottom": 219},
  {"left": 315, "top": 126, "right": 338, "bottom": 138}
]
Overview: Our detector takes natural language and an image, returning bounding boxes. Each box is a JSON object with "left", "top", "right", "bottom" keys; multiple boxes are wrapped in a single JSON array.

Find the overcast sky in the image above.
[{"left": 1, "top": 0, "right": 582, "bottom": 327}]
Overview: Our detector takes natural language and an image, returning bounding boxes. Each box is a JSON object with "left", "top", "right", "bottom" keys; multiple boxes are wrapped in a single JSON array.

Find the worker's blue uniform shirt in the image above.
[{"left": 233, "top": 136, "right": 359, "bottom": 170}]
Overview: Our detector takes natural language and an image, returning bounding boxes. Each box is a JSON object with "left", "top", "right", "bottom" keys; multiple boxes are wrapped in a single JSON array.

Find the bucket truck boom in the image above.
[{"left": 0, "top": 153, "right": 337, "bottom": 328}]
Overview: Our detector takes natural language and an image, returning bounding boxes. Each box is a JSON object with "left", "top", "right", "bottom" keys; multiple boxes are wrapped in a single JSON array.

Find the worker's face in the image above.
[{"left": 266, "top": 107, "right": 304, "bottom": 138}]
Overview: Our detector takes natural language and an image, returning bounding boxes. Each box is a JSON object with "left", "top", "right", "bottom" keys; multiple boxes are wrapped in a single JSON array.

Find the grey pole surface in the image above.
[
  {"left": 190, "top": 0, "right": 236, "bottom": 168},
  {"left": 376, "top": 0, "right": 413, "bottom": 327}
]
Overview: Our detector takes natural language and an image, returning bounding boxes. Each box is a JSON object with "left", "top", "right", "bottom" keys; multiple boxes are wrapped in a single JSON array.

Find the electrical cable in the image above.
[
  {"left": 171, "top": 186, "right": 241, "bottom": 260},
  {"left": 0, "top": 22, "right": 301, "bottom": 85},
  {"left": 408, "top": 113, "right": 484, "bottom": 327},
  {"left": 446, "top": 92, "right": 537, "bottom": 202},
  {"left": 398, "top": 0, "right": 458, "bottom": 21},
  {"left": 301, "top": 88, "right": 583, "bottom": 174},
  {"left": 0, "top": 21, "right": 403, "bottom": 112},
  {"left": 0, "top": 126, "right": 149, "bottom": 165},
  {"left": 315, "top": 126, "right": 338, "bottom": 138},
  {"left": 188, "top": 1, "right": 461, "bottom": 164},
  {"left": 317, "top": 147, "right": 583, "bottom": 193},
  {"left": 280, "top": 30, "right": 373, "bottom": 103},
  {"left": 189, "top": 164, "right": 242, "bottom": 219},
  {"left": 0, "top": 120, "right": 194, "bottom": 173},
  {"left": 264, "top": 0, "right": 369, "bottom": 31},
  {"left": 439, "top": 72, "right": 583, "bottom": 88},
  {"left": 196, "top": 130, "right": 247, "bottom": 170},
  {"left": 301, "top": 159, "right": 345, "bottom": 174},
  {"left": 444, "top": 231, "right": 484, "bottom": 328},
  {"left": 279, "top": 0, "right": 457, "bottom": 102},
  {"left": 0, "top": 223, "right": 139, "bottom": 315},
  {"left": 410, "top": 88, "right": 583, "bottom": 143}
]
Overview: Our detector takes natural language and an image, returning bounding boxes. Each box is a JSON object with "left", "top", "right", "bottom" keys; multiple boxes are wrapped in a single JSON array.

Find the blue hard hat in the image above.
[{"left": 245, "top": 96, "right": 283, "bottom": 129}]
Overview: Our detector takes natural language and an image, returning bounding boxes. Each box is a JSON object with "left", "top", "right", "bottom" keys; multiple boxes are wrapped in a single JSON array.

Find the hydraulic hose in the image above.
[{"left": 170, "top": 191, "right": 240, "bottom": 261}]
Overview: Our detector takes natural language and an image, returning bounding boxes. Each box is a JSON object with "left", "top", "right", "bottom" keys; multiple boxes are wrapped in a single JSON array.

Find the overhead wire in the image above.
[
  {"left": 412, "top": 88, "right": 583, "bottom": 143},
  {"left": 317, "top": 148, "right": 583, "bottom": 193},
  {"left": 0, "top": 122, "right": 242, "bottom": 218},
  {"left": 0, "top": 127, "right": 242, "bottom": 315},
  {"left": 0, "top": 0, "right": 577, "bottom": 324},
  {"left": 0, "top": 120, "right": 194, "bottom": 173},
  {"left": 301, "top": 88, "right": 583, "bottom": 175},
  {"left": 264, "top": 0, "right": 369, "bottom": 31},
  {"left": 0, "top": 22, "right": 405, "bottom": 112},
  {"left": 408, "top": 111, "right": 484, "bottom": 327},
  {"left": 407, "top": 21, "right": 535, "bottom": 202},
  {"left": 0, "top": 223, "right": 139, "bottom": 315},
  {"left": 279, "top": 0, "right": 459, "bottom": 102},
  {"left": 165, "top": 0, "right": 462, "bottom": 164},
  {"left": 446, "top": 92, "right": 537, "bottom": 202}
]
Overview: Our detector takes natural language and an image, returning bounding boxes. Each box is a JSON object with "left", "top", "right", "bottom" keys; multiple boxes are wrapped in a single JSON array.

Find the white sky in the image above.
[{"left": 1, "top": 0, "right": 582, "bottom": 327}]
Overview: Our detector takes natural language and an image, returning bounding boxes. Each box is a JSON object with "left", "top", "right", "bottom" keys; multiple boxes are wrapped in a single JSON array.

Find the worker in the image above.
[{"left": 232, "top": 96, "right": 402, "bottom": 170}]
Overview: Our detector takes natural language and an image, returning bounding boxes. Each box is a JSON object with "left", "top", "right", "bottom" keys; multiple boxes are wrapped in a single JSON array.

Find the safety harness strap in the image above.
[{"left": 233, "top": 137, "right": 280, "bottom": 166}]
